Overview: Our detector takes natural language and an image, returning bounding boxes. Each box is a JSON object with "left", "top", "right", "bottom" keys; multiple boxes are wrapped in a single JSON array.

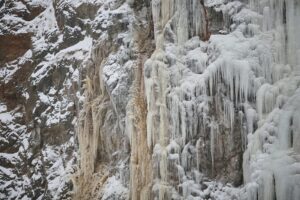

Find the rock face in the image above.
[
  {"left": 1, "top": 0, "right": 300, "bottom": 200},
  {"left": 0, "top": 34, "right": 32, "bottom": 64},
  {"left": 0, "top": 0, "right": 91, "bottom": 199}
]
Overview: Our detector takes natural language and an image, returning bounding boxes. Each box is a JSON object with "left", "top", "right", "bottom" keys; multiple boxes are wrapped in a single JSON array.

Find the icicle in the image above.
[
  {"left": 292, "top": 110, "right": 300, "bottom": 153},
  {"left": 161, "top": 0, "right": 172, "bottom": 28},
  {"left": 210, "top": 120, "right": 218, "bottom": 172},
  {"left": 277, "top": 110, "right": 292, "bottom": 150},
  {"left": 256, "top": 84, "right": 279, "bottom": 119},
  {"left": 196, "top": 138, "right": 202, "bottom": 171},
  {"left": 210, "top": 125, "right": 215, "bottom": 171},
  {"left": 246, "top": 183, "right": 259, "bottom": 200},
  {"left": 176, "top": 0, "right": 188, "bottom": 44},
  {"left": 245, "top": 106, "right": 257, "bottom": 134},
  {"left": 181, "top": 144, "right": 194, "bottom": 171},
  {"left": 262, "top": 7, "right": 272, "bottom": 32},
  {"left": 286, "top": 0, "right": 300, "bottom": 69},
  {"left": 177, "top": 165, "right": 185, "bottom": 184},
  {"left": 261, "top": 171, "right": 276, "bottom": 200},
  {"left": 152, "top": 0, "right": 161, "bottom": 38},
  {"left": 223, "top": 99, "right": 235, "bottom": 130}
]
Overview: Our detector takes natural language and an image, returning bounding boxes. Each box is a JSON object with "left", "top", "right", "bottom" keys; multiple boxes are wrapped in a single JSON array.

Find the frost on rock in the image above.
[{"left": 0, "top": 0, "right": 92, "bottom": 199}]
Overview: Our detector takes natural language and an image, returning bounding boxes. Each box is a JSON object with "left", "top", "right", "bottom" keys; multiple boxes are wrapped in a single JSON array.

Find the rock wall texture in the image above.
[{"left": 0, "top": 0, "right": 300, "bottom": 200}]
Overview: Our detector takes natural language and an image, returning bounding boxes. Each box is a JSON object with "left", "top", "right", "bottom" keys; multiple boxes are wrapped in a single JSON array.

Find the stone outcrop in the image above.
[
  {"left": 0, "top": 34, "right": 32, "bottom": 64},
  {"left": 0, "top": 0, "right": 93, "bottom": 199}
]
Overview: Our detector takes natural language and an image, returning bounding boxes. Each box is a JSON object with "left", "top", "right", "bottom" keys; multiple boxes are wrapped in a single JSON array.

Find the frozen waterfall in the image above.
[{"left": 75, "top": 0, "right": 300, "bottom": 199}]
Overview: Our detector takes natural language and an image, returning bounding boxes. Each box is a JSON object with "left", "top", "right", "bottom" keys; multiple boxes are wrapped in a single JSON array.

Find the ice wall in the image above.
[
  {"left": 145, "top": 0, "right": 300, "bottom": 199},
  {"left": 74, "top": 2, "right": 136, "bottom": 199},
  {"left": 242, "top": 0, "right": 300, "bottom": 200},
  {"left": 145, "top": 0, "right": 246, "bottom": 198},
  {"left": 74, "top": 1, "right": 155, "bottom": 199},
  {"left": 75, "top": 0, "right": 300, "bottom": 199},
  {"left": 126, "top": 2, "right": 154, "bottom": 199}
]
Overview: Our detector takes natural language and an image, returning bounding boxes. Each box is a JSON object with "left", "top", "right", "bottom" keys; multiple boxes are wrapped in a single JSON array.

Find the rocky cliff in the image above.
[{"left": 0, "top": 0, "right": 300, "bottom": 199}]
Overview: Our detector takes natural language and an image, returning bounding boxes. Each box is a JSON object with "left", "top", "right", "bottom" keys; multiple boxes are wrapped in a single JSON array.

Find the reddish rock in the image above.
[{"left": 0, "top": 33, "right": 32, "bottom": 64}]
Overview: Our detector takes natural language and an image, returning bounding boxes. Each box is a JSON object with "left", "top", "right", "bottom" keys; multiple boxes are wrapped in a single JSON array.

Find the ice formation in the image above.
[
  {"left": 75, "top": 0, "right": 300, "bottom": 199},
  {"left": 143, "top": 0, "right": 300, "bottom": 199},
  {"left": 1, "top": 0, "right": 300, "bottom": 199}
]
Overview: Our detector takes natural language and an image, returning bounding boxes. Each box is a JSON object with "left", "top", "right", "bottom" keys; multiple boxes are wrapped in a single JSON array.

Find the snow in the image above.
[
  {"left": 0, "top": 103, "right": 7, "bottom": 112},
  {"left": 24, "top": 0, "right": 53, "bottom": 8},
  {"left": 58, "top": 36, "right": 92, "bottom": 56},
  {"left": 101, "top": 176, "right": 128, "bottom": 200},
  {"left": 27, "top": 3, "right": 57, "bottom": 36},
  {"left": 205, "top": 0, "right": 225, "bottom": 7},
  {"left": 0, "top": 112, "right": 14, "bottom": 124},
  {"left": 31, "top": 36, "right": 92, "bottom": 86},
  {"left": 38, "top": 94, "right": 73, "bottom": 127},
  {"left": 0, "top": 50, "right": 33, "bottom": 83},
  {"left": 63, "top": 0, "right": 103, "bottom": 8},
  {"left": 42, "top": 143, "right": 77, "bottom": 199},
  {"left": 12, "top": 2, "right": 27, "bottom": 11}
]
